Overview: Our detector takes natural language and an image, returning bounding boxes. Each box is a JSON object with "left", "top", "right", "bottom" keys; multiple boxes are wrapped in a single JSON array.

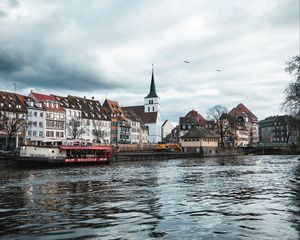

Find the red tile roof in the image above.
[
  {"left": 103, "top": 99, "right": 124, "bottom": 116},
  {"left": 228, "top": 103, "right": 257, "bottom": 122},
  {"left": 123, "top": 106, "right": 158, "bottom": 124},
  {"left": 182, "top": 109, "right": 206, "bottom": 125},
  {"left": 30, "top": 92, "right": 65, "bottom": 112}
]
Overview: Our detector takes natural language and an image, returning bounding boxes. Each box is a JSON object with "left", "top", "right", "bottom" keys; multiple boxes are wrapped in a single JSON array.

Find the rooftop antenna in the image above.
[{"left": 13, "top": 83, "right": 16, "bottom": 93}]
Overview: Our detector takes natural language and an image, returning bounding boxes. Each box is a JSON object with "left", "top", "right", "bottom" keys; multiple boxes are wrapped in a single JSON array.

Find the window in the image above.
[
  {"left": 68, "top": 110, "right": 71, "bottom": 116},
  {"left": 152, "top": 107, "right": 154, "bottom": 111},
  {"left": 148, "top": 107, "right": 150, "bottom": 112},
  {"left": 56, "top": 132, "right": 60, "bottom": 138},
  {"left": 39, "top": 122, "right": 43, "bottom": 128},
  {"left": 39, "top": 131, "right": 43, "bottom": 137},
  {"left": 60, "top": 132, "right": 64, "bottom": 138},
  {"left": 33, "top": 131, "right": 37, "bottom": 137},
  {"left": 40, "top": 112, "right": 43, "bottom": 117},
  {"left": 149, "top": 100, "right": 153, "bottom": 104}
]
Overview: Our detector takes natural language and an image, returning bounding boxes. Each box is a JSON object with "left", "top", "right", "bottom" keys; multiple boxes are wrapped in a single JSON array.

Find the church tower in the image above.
[{"left": 144, "top": 66, "right": 160, "bottom": 113}]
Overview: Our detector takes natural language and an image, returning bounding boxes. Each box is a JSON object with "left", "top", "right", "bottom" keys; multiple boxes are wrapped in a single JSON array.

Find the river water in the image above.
[{"left": 0, "top": 155, "right": 299, "bottom": 240}]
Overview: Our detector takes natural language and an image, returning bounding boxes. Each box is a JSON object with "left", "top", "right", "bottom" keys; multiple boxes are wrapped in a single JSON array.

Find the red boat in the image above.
[{"left": 17, "top": 145, "right": 112, "bottom": 165}]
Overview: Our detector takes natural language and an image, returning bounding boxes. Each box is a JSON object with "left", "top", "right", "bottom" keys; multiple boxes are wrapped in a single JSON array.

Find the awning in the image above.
[{"left": 59, "top": 146, "right": 112, "bottom": 151}]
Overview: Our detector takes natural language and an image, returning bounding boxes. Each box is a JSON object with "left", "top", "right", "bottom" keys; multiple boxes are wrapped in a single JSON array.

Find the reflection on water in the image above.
[{"left": 0, "top": 155, "right": 299, "bottom": 239}]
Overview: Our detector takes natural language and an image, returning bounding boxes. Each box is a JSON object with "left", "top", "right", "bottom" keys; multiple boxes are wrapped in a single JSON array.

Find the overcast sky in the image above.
[{"left": 0, "top": 0, "right": 299, "bottom": 122}]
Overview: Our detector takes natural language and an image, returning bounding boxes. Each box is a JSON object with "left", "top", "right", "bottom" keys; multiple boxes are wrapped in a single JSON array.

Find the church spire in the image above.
[{"left": 145, "top": 64, "right": 159, "bottom": 98}]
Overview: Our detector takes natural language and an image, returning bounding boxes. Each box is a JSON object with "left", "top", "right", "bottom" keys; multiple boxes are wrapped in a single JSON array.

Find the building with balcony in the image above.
[{"left": 29, "top": 92, "right": 66, "bottom": 145}]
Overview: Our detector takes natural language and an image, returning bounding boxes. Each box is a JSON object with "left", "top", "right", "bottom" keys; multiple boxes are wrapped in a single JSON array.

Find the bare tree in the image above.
[
  {"left": 0, "top": 113, "right": 26, "bottom": 150},
  {"left": 285, "top": 115, "right": 300, "bottom": 144},
  {"left": 92, "top": 121, "right": 109, "bottom": 143},
  {"left": 67, "top": 117, "right": 84, "bottom": 139},
  {"left": 283, "top": 55, "right": 300, "bottom": 118},
  {"left": 207, "top": 105, "right": 229, "bottom": 146}
]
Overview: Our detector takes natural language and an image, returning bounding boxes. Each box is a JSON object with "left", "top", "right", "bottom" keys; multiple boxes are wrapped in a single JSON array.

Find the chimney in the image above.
[
  {"left": 84, "top": 96, "right": 86, "bottom": 99},
  {"left": 92, "top": 96, "right": 94, "bottom": 100}
]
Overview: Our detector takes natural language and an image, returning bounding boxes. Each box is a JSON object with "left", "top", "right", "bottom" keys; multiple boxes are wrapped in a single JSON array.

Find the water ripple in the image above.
[{"left": 0, "top": 155, "right": 299, "bottom": 239}]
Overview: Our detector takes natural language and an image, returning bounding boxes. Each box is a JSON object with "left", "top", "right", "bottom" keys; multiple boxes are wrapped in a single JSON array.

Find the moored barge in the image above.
[{"left": 16, "top": 145, "right": 112, "bottom": 166}]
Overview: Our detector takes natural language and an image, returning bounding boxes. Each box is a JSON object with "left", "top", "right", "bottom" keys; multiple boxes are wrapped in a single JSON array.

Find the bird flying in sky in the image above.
[
  {"left": 216, "top": 69, "right": 221, "bottom": 72},
  {"left": 184, "top": 61, "right": 190, "bottom": 64}
]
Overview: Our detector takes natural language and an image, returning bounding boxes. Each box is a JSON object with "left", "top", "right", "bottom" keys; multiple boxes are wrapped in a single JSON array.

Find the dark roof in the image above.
[
  {"left": 67, "top": 95, "right": 110, "bottom": 121},
  {"left": 0, "top": 91, "right": 28, "bottom": 113},
  {"left": 145, "top": 68, "right": 159, "bottom": 98},
  {"left": 52, "top": 95, "right": 80, "bottom": 110},
  {"left": 181, "top": 126, "right": 218, "bottom": 139},
  {"left": 123, "top": 105, "right": 158, "bottom": 124},
  {"left": 123, "top": 108, "right": 142, "bottom": 122}
]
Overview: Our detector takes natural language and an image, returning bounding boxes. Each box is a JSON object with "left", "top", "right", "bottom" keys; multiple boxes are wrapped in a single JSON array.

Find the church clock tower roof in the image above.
[{"left": 145, "top": 66, "right": 159, "bottom": 98}]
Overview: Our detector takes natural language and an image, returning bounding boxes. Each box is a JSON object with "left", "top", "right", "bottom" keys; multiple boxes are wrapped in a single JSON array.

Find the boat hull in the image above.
[{"left": 14, "top": 156, "right": 109, "bottom": 167}]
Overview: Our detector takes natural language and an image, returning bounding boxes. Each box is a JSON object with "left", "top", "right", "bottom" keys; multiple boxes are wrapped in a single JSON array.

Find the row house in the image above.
[
  {"left": 219, "top": 113, "right": 249, "bottom": 147},
  {"left": 104, "top": 100, "right": 149, "bottom": 144},
  {"left": 123, "top": 108, "right": 140, "bottom": 144},
  {"left": 170, "top": 125, "right": 180, "bottom": 143},
  {"left": 140, "top": 124, "right": 149, "bottom": 143},
  {"left": 103, "top": 99, "right": 127, "bottom": 143},
  {"left": 179, "top": 109, "right": 207, "bottom": 138},
  {"left": 259, "top": 115, "right": 300, "bottom": 144},
  {"left": 228, "top": 103, "right": 259, "bottom": 144},
  {"left": 52, "top": 95, "right": 82, "bottom": 141},
  {"left": 24, "top": 96, "right": 46, "bottom": 145},
  {"left": 123, "top": 108, "right": 149, "bottom": 144},
  {"left": 0, "top": 91, "right": 27, "bottom": 150},
  {"left": 67, "top": 96, "right": 111, "bottom": 144},
  {"left": 29, "top": 92, "right": 66, "bottom": 145},
  {"left": 161, "top": 120, "right": 175, "bottom": 143}
]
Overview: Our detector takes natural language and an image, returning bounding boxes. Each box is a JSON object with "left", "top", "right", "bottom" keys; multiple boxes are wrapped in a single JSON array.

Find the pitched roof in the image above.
[
  {"left": 52, "top": 95, "right": 78, "bottom": 110},
  {"left": 123, "top": 105, "right": 158, "bottom": 124},
  {"left": 180, "top": 109, "right": 206, "bottom": 125},
  {"left": 66, "top": 95, "right": 110, "bottom": 121},
  {"left": 181, "top": 126, "right": 218, "bottom": 139},
  {"left": 123, "top": 108, "right": 142, "bottom": 122},
  {"left": 30, "top": 92, "right": 65, "bottom": 112},
  {"left": 229, "top": 103, "right": 257, "bottom": 122},
  {"left": 145, "top": 67, "right": 159, "bottom": 98},
  {"left": 103, "top": 99, "right": 124, "bottom": 116},
  {"left": 0, "top": 91, "right": 28, "bottom": 113}
]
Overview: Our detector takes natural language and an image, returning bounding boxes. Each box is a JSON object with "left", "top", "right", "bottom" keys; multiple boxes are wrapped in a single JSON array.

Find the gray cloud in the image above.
[{"left": 0, "top": 0, "right": 298, "bottom": 122}]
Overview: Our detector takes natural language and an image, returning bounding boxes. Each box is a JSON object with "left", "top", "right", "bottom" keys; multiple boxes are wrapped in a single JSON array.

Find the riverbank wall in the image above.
[{"left": 112, "top": 147, "right": 247, "bottom": 162}]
